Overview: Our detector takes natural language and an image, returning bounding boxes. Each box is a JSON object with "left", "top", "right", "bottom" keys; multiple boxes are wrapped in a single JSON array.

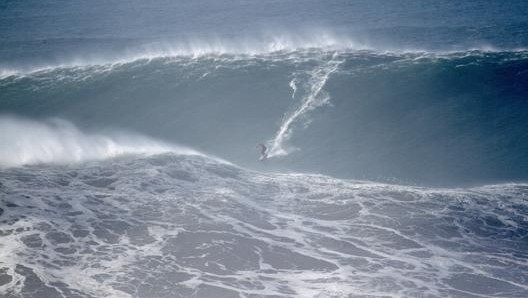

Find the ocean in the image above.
[{"left": 1, "top": 0, "right": 528, "bottom": 297}]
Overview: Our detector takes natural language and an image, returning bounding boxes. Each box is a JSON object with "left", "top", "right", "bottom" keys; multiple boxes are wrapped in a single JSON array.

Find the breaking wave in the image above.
[
  {"left": 0, "top": 116, "right": 202, "bottom": 168},
  {"left": 1, "top": 48, "right": 528, "bottom": 185}
]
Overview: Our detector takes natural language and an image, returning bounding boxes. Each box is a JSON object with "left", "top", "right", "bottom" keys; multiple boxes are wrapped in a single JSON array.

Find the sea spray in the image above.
[{"left": 0, "top": 116, "right": 202, "bottom": 167}]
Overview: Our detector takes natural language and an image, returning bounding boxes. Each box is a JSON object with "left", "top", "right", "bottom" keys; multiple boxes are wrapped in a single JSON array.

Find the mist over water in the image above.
[
  {"left": 1, "top": 0, "right": 528, "bottom": 297},
  {"left": 0, "top": 117, "right": 202, "bottom": 168}
]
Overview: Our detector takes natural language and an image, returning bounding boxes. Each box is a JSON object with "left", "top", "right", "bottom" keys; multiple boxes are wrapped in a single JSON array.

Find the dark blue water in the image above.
[{"left": 1, "top": 1, "right": 528, "bottom": 297}]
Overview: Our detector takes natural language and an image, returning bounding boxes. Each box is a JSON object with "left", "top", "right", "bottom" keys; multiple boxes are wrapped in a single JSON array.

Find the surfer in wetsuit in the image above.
[{"left": 256, "top": 143, "right": 268, "bottom": 160}]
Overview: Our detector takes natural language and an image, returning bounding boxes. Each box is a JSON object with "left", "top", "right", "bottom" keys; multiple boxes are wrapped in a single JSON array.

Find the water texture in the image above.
[{"left": 1, "top": 0, "right": 528, "bottom": 297}]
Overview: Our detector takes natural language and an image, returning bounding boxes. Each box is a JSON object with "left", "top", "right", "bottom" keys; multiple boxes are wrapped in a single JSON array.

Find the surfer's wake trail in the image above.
[{"left": 267, "top": 54, "right": 342, "bottom": 158}]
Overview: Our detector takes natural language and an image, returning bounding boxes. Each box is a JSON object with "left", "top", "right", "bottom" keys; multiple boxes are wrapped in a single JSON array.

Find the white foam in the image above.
[
  {"left": 0, "top": 116, "right": 202, "bottom": 168},
  {"left": 1, "top": 150, "right": 527, "bottom": 297}
]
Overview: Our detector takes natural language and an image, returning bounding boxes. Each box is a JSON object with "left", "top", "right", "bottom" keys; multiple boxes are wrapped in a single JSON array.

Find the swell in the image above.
[{"left": 1, "top": 50, "right": 527, "bottom": 185}]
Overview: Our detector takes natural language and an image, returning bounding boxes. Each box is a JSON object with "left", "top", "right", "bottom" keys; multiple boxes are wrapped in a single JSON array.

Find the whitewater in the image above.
[{"left": 1, "top": 147, "right": 528, "bottom": 298}]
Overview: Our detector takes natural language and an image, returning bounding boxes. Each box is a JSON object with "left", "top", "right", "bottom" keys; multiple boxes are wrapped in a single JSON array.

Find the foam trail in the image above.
[
  {"left": 267, "top": 56, "right": 342, "bottom": 157},
  {"left": 0, "top": 116, "right": 201, "bottom": 167}
]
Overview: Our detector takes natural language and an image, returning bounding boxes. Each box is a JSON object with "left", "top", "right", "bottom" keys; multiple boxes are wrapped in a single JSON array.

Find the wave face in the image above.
[
  {"left": 1, "top": 155, "right": 527, "bottom": 297},
  {"left": 1, "top": 50, "right": 528, "bottom": 185}
]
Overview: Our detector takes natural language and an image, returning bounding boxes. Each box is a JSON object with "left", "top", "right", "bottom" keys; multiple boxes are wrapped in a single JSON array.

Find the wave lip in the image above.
[
  {"left": 1, "top": 28, "right": 527, "bottom": 79},
  {"left": 0, "top": 116, "right": 203, "bottom": 168},
  {"left": 0, "top": 29, "right": 371, "bottom": 78}
]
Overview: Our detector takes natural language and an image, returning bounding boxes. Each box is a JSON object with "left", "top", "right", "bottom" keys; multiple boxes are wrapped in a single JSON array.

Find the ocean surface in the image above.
[{"left": 1, "top": 0, "right": 528, "bottom": 297}]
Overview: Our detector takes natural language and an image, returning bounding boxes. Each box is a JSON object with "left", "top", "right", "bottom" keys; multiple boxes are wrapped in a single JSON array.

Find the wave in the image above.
[
  {"left": 0, "top": 116, "right": 204, "bottom": 168},
  {"left": 1, "top": 49, "right": 527, "bottom": 186}
]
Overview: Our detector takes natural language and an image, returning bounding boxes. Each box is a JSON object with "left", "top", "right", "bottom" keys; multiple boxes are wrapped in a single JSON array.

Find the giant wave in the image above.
[{"left": 1, "top": 48, "right": 527, "bottom": 186}]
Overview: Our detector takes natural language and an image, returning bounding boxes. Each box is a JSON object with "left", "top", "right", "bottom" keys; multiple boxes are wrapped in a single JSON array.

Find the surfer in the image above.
[{"left": 256, "top": 143, "right": 268, "bottom": 160}]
